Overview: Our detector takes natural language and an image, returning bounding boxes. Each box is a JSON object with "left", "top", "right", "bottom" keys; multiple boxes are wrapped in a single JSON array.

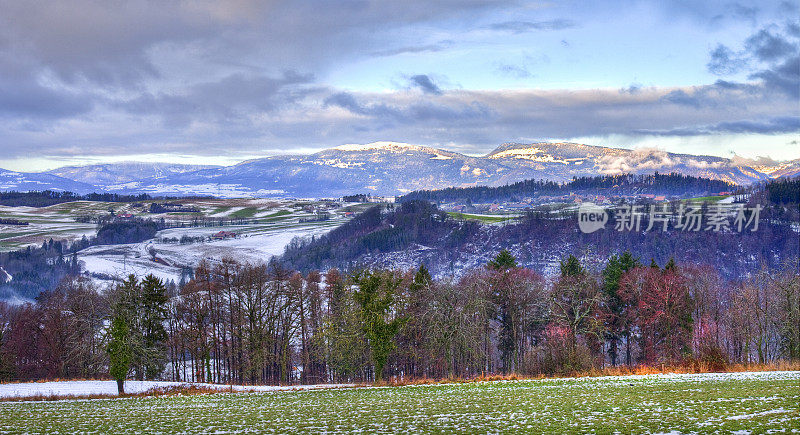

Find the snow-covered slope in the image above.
[
  {"left": 0, "top": 169, "right": 98, "bottom": 194},
  {"left": 105, "top": 142, "right": 774, "bottom": 197},
  {"left": 3, "top": 142, "right": 787, "bottom": 197},
  {"left": 486, "top": 143, "right": 769, "bottom": 186},
  {"left": 47, "top": 162, "right": 221, "bottom": 186}
]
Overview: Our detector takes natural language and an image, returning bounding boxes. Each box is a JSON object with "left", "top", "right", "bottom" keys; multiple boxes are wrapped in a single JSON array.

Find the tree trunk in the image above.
[{"left": 116, "top": 379, "right": 125, "bottom": 395}]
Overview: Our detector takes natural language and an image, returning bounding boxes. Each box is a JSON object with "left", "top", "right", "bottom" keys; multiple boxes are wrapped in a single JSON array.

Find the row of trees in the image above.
[
  {"left": 399, "top": 173, "right": 736, "bottom": 204},
  {"left": 0, "top": 252, "right": 797, "bottom": 385}
]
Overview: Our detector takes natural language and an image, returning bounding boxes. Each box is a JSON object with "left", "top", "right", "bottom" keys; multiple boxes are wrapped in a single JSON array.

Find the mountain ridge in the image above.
[{"left": 2, "top": 142, "right": 795, "bottom": 197}]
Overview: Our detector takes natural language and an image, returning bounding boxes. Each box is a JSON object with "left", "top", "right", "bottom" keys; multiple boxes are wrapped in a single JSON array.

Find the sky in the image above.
[{"left": 0, "top": 0, "right": 798, "bottom": 172}]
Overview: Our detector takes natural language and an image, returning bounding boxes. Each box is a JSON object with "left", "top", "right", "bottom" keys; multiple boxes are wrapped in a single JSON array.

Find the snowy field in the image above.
[
  {"left": 1, "top": 198, "right": 365, "bottom": 293},
  {"left": 1, "top": 371, "right": 798, "bottom": 433},
  {"left": 77, "top": 220, "right": 339, "bottom": 285},
  {"left": 0, "top": 380, "right": 354, "bottom": 399}
]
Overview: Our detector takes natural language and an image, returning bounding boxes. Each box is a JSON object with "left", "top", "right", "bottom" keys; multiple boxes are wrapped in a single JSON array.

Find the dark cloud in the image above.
[
  {"left": 323, "top": 91, "right": 494, "bottom": 126},
  {"left": 0, "top": 58, "right": 94, "bottom": 119},
  {"left": 730, "top": 3, "right": 759, "bottom": 24},
  {"left": 706, "top": 21, "right": 799, "bottom": 98},
  {"left": 635, "top": 116, "right": 800, "bottom": 136},
  {"left": 489, "top": 19, "right": 575, "bottom": 34},
  {"left": 121, "top": 71, "right": 315, "bottom": 127},
  {"left": 745, "top": 28, "right": 798, "bottom": 62},
  {"left": 408, "top": 75, "right": 443, "bottom": 95},
  {"left": 748, "top": 53, "right": 800, "bottom": 98},
  {"left": 371, "top": 41, "right": 454, "bottom": 57},
  {"left": 707, "top": 44, "right": 748, "bottom": 75},
  {"left": 0, "top": 1, "right": 798, "bottom": 163},
  {"left": 0, "top": 80, "right": 93, "bottom": 120},
  {"left": 0, "top": 0, "right": 518, "bottom": 90},
  {"left": 787, "top": 20, "right": 800, "bottom": 37}
]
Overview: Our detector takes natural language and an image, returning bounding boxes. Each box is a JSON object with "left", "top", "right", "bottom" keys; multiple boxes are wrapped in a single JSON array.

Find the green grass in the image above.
[
  {"left": 686, "top": 195, "right": 728, "bottom": 202},
  {"left": 229, "top": 207, "right": 260, "bottom": 218},
  {"left": 1, "top": 372, "right": 797, "bottom": 433},
  {"left": 447, "top": 212, "right": 516, "bottom": 223}
]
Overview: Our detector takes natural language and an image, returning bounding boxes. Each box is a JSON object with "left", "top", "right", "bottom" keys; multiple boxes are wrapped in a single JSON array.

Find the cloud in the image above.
[
  {"left": 323, "top": 91, "right": 494, "bottom": 126},
  {"left": 706, "top": 21, "right": 800, "bottom": 98},
  {"left": 0, "top": 0, "right": 519, "bottom": 90},
  {"left": 489, "top": 19, "right": 575, "bottom": 34},
  {"left": 595, "top": 148, "right": 730, "bottom": 175},
  {"left": 745, "top": 27, "right": 798, "bottom": 62},
  {"left": 371, "top": 41, "right": 454, "bottom": 57},
  {"left": 748, "top": 53, "right": 800, "bottom": 99},
  {"left": 635, "top": 116, "right": 800, "bottom": 136},
  {"left": 408, "top": 75, "right": 442, "bottom": 95},
  {"left": 730, "top": 154, "right": 780, "bottom": 166},
  {"left": 496, "top": 63, "right": 532, "bottom": 79},
  {"left": 0, "top": 1, "right": 798, "bottom": 165},
  {"left": 120, "top": 71, "right": 315, "bottom": 127},
  {"left": 707, "top": 44, "right": 748, "bottom": 75}
]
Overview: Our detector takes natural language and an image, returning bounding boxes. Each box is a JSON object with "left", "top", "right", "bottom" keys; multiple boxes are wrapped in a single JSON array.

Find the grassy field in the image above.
[
  {"left": 446, "top": 211, "right": 517, "bottom": 223},
  {"left": 685, "top": 195, "right": 729, "bottom": 202},
  {"left": 1, "top": 372, "right": 797, "bottom": 433}
]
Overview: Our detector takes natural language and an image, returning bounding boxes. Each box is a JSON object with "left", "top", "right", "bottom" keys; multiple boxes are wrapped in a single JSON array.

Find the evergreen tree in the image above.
[
  {"left": 602, "top": 251, "right": 640, "bottom": 366},
  {"left": 560, "top": 255, "right": 585, "bottom": 277},
  {"left": 353, "top": 270, "right": 406, "bottom": 383},
  {"left": 487, "top": 250, "right": 520, "bottom": 372},
  {"left": 140, "top": 274, "right": 169, "bottom": 379},
  {"left": 107, "top": 314, "right": 132, "bottom": 394},
  {"left": 488, "top": 249, "right": 517, "bottom": 271}
]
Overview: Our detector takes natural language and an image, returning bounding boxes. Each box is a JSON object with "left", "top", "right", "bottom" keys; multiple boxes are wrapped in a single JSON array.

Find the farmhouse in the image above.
[{"left": 212, "top": 231, "right": 237, "bottom": 240}]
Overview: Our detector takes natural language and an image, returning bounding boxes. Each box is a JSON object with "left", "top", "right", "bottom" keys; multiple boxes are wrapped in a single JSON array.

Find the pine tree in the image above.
[
  {"left": 140, "top": 274, "right": 168, "bottom": 379},
  {"left": 487, "top": 250, "right": 520, "bottom": 372},
  {"left": 107, "top": 314, "right": 131, "bottom": 394},
  {"left": 488, "top": 249, "right": 517, "bottom": 271},
  {"left": 602, "top": 251, "right": 640, "bottom": 366},
  {"left": 353, "top": 270, "right": 406, "bottom": 383},
  {"left": 560, "top": 255, "right": 584, "bottom": 277}
]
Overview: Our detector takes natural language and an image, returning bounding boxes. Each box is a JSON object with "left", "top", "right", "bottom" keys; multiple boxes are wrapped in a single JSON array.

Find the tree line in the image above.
[
  {"left": 399, "top": 173, "right": 736, "bottom": 204},
  {"left": 1, "top": 251, "right": 797, "bottom": 387},
  {"left": 281, "top": 198, "right": 798, "bottom": 282},
  {"left": 0, "top": 191, "right": 156, "bottom": 207}
]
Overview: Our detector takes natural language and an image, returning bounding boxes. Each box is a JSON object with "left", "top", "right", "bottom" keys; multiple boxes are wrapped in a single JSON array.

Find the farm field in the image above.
[
  {"left": 0, "top": 198, "right": 371, "bottom": 288},
  {"left": 1, "top": 371, "right": 797, "bottom": 433}
]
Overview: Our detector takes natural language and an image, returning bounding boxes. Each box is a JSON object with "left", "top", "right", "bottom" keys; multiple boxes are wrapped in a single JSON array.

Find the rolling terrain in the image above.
[{"left": 2, "top": 142, "right": 791, "bottom": 198}]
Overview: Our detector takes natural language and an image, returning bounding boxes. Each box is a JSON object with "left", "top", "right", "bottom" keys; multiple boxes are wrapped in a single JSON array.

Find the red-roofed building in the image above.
[{"left": 212, "top": 231, "right": 237, "bottom": 240}]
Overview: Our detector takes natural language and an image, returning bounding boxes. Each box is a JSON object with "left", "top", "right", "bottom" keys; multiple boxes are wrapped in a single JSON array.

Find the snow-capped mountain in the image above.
[
  {"left": 125, "top": 141, "right": 773, "bottom": 197},
  {"left": 1, "top": 142, "right": 789, "bottom": 197},
  {"left": 47, "top": 162, "right": 221, "bottom": 186},
  {"left": 0, "top": 169, "right": 98, "bottom": 194},
  {"left": 486, "top": 142, "right": 770, "bottom": 186},
  {"left": 750, "top": 158, "right": 800, "bottom": 179}
]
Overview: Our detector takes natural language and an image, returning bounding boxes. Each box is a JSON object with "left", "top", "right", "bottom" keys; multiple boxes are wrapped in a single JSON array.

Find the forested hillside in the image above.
[
  {"left": 399, "top": 173, "right": 736, "bottom": 204},
  {"left": 282, "top": 179, "right": 799, "bottom": 281},
  {"left": 0, "top": 191, "right": 157, "bottom": 207},
  {"left": 0, "top": 219, "right": 168, "bottom": 301}
]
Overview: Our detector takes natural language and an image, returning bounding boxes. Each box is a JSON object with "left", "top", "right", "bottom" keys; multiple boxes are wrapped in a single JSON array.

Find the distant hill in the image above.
[
  {"left": 47, "top": 162, "right": 221, "bottom": 186},
  {"left": 0, "top": 169, "right": 97, "bottom": 194},
  {"left": 399, "top": 173, "right": 737, "bottom": 204},
  {"left": 0, "top": 142, "right": 788, "bottom": 197},
  {"left": 279, "top": 179, "right": 799, "bottom": 280}
]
